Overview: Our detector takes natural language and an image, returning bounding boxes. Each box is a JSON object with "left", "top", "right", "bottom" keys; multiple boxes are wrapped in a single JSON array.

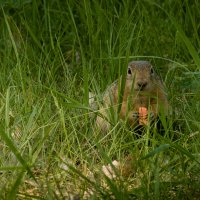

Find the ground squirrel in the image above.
[{"left": 96, "top": 60, "right": 169, "bottom": 132}]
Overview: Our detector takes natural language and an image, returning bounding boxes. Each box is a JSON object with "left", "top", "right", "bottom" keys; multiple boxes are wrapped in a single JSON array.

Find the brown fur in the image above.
[{"left": 96, "top": 60, "right": 169, "bottom": 132}]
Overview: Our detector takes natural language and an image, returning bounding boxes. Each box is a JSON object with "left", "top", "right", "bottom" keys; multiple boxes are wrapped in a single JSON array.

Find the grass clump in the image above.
[{"left": 0, "top": 0, "right": 200, "bottom": 199}]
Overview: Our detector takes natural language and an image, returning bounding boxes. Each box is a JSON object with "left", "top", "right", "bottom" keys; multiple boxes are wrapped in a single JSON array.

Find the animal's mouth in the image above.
[{"left": 134, "top": 87, "right": 147, "bottom": 92}]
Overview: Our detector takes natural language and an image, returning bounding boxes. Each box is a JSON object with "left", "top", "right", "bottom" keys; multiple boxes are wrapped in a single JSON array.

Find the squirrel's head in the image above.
[{"left": 127, "top": 61, "right": 157, "bottom": 91}]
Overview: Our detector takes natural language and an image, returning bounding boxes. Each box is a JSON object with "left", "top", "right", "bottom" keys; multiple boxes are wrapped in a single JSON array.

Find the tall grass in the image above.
[{"left": 0, "top": 0, "right": 200, "bottom": 199}]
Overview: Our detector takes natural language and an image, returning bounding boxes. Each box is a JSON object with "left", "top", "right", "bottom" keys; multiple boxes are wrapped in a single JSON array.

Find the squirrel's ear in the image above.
[{"left": 127, "top": 67, "right": 132, "bottom": 75}]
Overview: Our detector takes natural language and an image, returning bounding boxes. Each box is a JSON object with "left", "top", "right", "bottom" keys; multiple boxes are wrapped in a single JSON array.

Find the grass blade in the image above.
[
  {"left": 142, "top": 144, "right": 170, "bottom": 160},
  {"left": 0, "top": 126, "right": 36, "bottom": 182},
  {"left": 7, "top": 170, "right": 25, "bottom": 200}
]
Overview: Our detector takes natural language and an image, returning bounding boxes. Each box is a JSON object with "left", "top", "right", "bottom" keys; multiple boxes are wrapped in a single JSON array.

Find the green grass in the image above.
[{"left": 0, "top": 0, "right": 200, "bottom": 199}]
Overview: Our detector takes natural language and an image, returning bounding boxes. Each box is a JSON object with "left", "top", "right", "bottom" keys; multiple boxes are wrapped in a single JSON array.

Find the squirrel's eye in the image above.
[
  {"left": 150, "top": 67, "right": 154, "bottom": 75},
  {"left": 128, "top": 68, "right": 132, "bottom": 75}
]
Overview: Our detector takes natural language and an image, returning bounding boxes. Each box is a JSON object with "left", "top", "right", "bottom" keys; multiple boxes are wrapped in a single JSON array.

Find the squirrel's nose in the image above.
[{"left": 137, "top": 81, "right": 147, "bottom": 89}]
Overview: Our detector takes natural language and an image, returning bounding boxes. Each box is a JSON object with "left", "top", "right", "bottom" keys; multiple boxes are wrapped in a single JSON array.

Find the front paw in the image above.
[
  {"left": 149, "top": 112, "right": 154, "bottom": 120},
  {"left": 132, "top": 112, "right": 139, "bottom": 119}
]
